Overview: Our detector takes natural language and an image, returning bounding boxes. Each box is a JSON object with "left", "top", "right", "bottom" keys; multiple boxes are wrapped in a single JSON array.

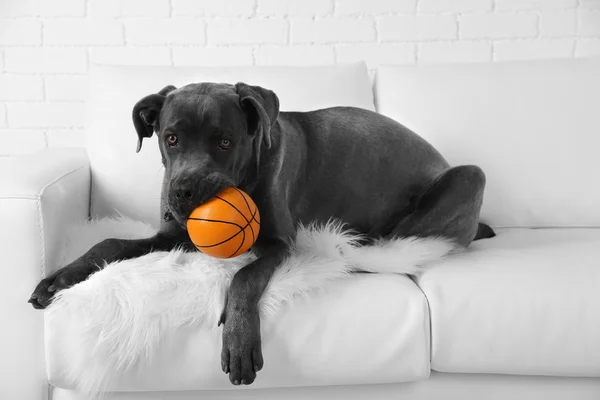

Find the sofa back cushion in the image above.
[
  {"left": 375, "top": 58, "right": 600, "bottom": 228},
  {"left": 85, "top": 63, "right": 374, "bottom": 227}
]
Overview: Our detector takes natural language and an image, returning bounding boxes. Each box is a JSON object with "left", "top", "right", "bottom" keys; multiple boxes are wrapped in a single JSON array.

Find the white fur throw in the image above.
[{"left": 47, "top": 217, "right": 455, "bottom": 396}]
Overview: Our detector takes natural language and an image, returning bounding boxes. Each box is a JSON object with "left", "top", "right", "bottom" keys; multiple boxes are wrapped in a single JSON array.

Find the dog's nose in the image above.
[
  {"left": 170, "top": 179, "right": 203, "bottom": 216},
  {"left": 173, "top": 189, "right": 194, "bottom": 201}
]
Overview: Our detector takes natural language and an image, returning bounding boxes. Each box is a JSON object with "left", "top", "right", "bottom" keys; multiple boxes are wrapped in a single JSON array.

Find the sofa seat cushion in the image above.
[
  {"left": 47, "top": 273, "right": 431, "bottom": 391},
  {"left": 418, "top": 228, "right": 600, "bottom": 377}
]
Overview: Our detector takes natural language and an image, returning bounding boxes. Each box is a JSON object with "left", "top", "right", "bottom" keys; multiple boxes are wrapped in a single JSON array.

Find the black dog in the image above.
[{"left": 29, "top": 82, "right": 495, "bottom": 386}]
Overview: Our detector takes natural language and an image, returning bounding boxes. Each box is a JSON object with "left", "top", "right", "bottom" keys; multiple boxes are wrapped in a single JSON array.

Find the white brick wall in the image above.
[
  {"left": 494, "top": 38, "right": 575, "bottom": 60},
  {"left": 418, "top": 0, "right": 492, "bottom": 13},
  {"left": 418, "top": 41, "right": 492, "bottom": 63},
  {"left": 7, "top": 102, "right": 85, "bottom": 128},
  {"left": 209, "top": 18, "right": 288, "bottom": 44},
  {"left": 258, "top": 0, "right": 333, "bottom": 17},
  {"left": 0, "top": 0, "right": 599, "bottom": 157},
  {"left": 540, "top": 10, "right": 577, "bottom": 37},
  {"left": 0, "top": 74, "right": 44, "bottom": 101},
  {"left": 173, "top": 0, "right": 256, "bottom": 17},
  {"left": 89, "top": 0, "right": 171, "bottom": 18},
  {"left": 44, "top": 19, "right": 124, "bottom": 45},
  {"left": 256, "top": 45, "right": 335, "bottom": 66},
  {"left": 0, "top": 20, "right": 42, "bottom": 46},
  {"left": 126, "top": 18, "right": 206, "bottom": 45},
  {"left": 336, "top": 43, "right": 415, "bottom": 65},
  {"left": 459, "top": 13, "right": 539, "bottom": 39},
  {"left": 173, "top": 46, "right": 255, "bottom": 66},
  {"left": 5, "top": 48, "right": 88, "bottom": 73},
  {"left": 44, "top": 75, "right": 88, "bottom": 101},
  {"left": 379, "top": 15, "right": 457, "bottom": 41},
  {"left": 0, "top": 104, "right": 6, "bottom": 128},
  {"left": 292, "top": 18, "right": 375, "bottom": 43},
  {"left": 335, "top": 0, "right": 416, "bottom": 15}
]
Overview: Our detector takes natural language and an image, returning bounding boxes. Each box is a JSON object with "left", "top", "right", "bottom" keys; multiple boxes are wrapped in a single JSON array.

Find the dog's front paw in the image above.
[
  {"left": 28, "top": 264, "right": 97, "bottom": 309},
  {"left": 221, "top": 309, "right": 263, "bottom": 385}
]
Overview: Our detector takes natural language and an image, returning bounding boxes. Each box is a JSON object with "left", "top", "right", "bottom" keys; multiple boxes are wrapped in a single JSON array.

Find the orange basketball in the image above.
[{"left": 186, "top": 187, "right": 260, "bottom": 259}]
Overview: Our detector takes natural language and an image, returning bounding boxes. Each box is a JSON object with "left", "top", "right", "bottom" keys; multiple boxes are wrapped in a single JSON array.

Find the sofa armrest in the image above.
[{"left": 0, "top": 148, "right": 90, "bottom": 400}]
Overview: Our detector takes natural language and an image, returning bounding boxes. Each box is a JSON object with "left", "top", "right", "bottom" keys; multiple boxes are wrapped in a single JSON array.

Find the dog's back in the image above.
[{"left": 276, "top": 107, "right": 450, "bottom": 235}]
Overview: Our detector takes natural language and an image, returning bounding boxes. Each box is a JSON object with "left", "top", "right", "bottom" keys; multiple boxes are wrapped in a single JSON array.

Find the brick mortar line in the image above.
[
  {"left": 576, "top": 1, "right": 581, "bottom": 35},
  {"left": 3, "top": 44, "right": 127, "bottom": 48},
  {"left": 4, "top": 100, "right": 85, "bottom": 104},
  {"left": 0, "top": 15, "right": 87, "bottom": 19},
  {"left": 250, "top": 46, "right": 257, "bottom": 66},
  {"left": 169, "top": 47, "right": 174, "bottom": 66},
  {"left": 1, "top": 104, "right": 7, "bottom": 127},
  {"left": 252, "top": 0, "right": 259, "bottom": 18},
  {"left": 43, "top": 129, "right": 49, "bottom": 149},
  {"left": 374, "top": 18, "right": 380, "bottom": 43},
  {"left": 121, "top": 20, "right": 127, "bottom": 46},
  {"left": 1, "top": 72, "right": 88, "bottom": 76},
  {"left": 0, "top": 127, "right": 81, "bottom": 131},
  {"left": 203, "top": 14, "right": 210, "bottom": 47},
  {"left": 39, "top": 17, "right": 44, "bottom": 46},
  {"left": 42, "top": 73, "right": 47, "bottom": 101}
]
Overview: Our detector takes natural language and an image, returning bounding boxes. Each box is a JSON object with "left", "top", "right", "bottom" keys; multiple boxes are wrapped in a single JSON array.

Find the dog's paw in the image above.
[
  {"left": 28, "top": 264, "right": 96, "bottom": 309},
  {"left": 221, "top": 311, "right": 263, "bottom": 385}
]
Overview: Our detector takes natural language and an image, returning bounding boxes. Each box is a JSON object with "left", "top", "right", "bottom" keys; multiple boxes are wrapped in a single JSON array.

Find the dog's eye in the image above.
[
  {"left": 166, "top": 134, "right": 178, "bottom": 147},
  {"left": 218, "top": 138, "right": 231, "bottom": 150}
]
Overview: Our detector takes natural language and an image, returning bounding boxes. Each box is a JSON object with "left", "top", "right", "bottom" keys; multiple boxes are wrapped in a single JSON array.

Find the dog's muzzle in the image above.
[{"left": 168, "top": 173, "right": 234, "bottom": 221}]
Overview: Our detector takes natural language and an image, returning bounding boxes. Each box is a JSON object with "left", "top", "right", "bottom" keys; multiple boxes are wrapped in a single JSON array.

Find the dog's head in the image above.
[{"left": 132, "top": 82, "right": 279, "bottom": 224}]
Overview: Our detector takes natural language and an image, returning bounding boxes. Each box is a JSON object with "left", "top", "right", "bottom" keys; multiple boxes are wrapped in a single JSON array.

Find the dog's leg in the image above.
[
  {"left": 28, "top": 220, "right": 192, "bottom": 309},
  {"left": 220, "top": 238, "right": 290, "bottom": 385},
  {"left": 29, "top": 174, "right": 193, "bottom": 310},
  {"left": 386, "top": 165, "right": 489, "bottom": 247},
  {"left": 474, "top": 221, "right": 496, "bottom": 241}
]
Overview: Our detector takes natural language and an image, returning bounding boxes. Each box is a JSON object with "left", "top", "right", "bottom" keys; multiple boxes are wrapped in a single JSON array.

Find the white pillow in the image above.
[
  {"left": 85, "top": 63, "right": 374, "bottom": 226},
  {"left": 375, "top": 58, "right": 600, "bottom": 228}
]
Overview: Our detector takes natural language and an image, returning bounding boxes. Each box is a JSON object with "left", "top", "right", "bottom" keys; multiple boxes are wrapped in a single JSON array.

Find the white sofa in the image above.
[{"left": 1, "top": 59, "right": 600, "bottom": 400}]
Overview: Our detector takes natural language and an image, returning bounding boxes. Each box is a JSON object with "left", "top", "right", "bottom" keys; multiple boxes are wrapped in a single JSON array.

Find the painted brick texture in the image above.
[{"left": 0, "top": 0, "right": 599, "bottom": 156}]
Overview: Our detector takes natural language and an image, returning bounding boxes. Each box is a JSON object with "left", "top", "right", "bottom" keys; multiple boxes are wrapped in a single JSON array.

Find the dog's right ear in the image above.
[{"left": 132, "top": 85, "right": 176, "bottom": 153}]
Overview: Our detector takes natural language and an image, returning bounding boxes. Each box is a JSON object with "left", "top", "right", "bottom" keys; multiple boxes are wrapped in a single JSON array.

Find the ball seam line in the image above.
[
  {"left": 215, "top": 194, "right": 261, "bottom": 226},
  {"left": 189, "top": 218, "right": 244, "bottom": 248},
  {"left": 233, "top": 187, "right": 259, "bottom": 243},
  {"left": 228, "top": 224, "right": 246, "bottom": 258},
  {"left": 189, "top": 211, "right": 258, "bottom": 249}
]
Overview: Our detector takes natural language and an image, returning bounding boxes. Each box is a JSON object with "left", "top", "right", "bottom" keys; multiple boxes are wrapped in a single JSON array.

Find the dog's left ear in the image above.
[
  {"left": 235, "top": 83, "right": 280, "bottom": 161},
  {"left": 132, "top": 85, "right": 177, "bottom": 153}
]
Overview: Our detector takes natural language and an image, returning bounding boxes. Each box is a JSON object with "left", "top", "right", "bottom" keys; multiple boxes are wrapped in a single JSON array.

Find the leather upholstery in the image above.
[
  {"left": 47, "top": 274, "right": 431, "bottom": 390},
  {"left": 51, "top": 372, "right": 600, "bottom": 400},
  {"left": 418, "top": 228, "right": 600, "bottom": 377},
  {"left": 0, "top": 148, "right": 90, "bottom": 400},
  {"left": 375, "top": 58, "right": 600, "bottom": 228},
  {"left": 5, "top": 59, "right": 600, "bottom": 399}
]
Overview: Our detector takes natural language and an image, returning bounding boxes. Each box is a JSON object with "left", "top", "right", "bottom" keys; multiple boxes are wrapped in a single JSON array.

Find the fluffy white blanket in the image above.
[{"left": 47, "top": 217, "right": 455, "bottom": 396}]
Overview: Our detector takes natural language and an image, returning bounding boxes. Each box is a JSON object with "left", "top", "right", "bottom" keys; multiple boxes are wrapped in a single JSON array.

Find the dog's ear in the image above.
[
  {"left": 235, "top": 83, "right": 280, "bottom": 163},
  {"left": 132, "top": 85, "right": 177, "bottom": 153}
]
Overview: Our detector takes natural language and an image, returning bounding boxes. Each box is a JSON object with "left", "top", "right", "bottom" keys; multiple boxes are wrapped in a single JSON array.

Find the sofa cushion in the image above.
[
  {"left": 85, "top": 63, "right": 374, "bottom": 227},
  {"left": 418, "top": 228, "right": 600, "bottom": 377},
  {"left": 47, "top": 273, "right": 431, "bottom": 390},
  {"left": 375, "top": 58, "right": 600, "bottom": 228}
]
